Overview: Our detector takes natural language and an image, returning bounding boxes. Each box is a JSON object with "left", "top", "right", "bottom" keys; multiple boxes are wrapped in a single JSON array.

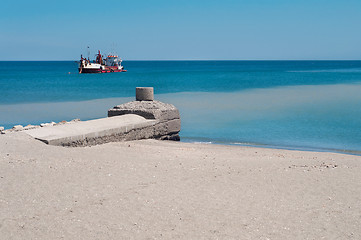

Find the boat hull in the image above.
[
  {"left": 78, "top": 68, "right": 102, "bottom": 73},
  {"left": 78, "top": 67, "right": 127, "bottom": 74}
]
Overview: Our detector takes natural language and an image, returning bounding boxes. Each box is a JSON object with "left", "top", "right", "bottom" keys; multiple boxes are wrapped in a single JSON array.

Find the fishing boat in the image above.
[{"left": 78, "top": 50, "right": 127, "bottom": 73}]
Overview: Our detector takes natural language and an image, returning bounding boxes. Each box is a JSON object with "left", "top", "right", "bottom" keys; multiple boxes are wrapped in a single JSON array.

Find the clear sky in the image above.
[{"left": 1, "top": 0, "right": 361, "bottom": 60}]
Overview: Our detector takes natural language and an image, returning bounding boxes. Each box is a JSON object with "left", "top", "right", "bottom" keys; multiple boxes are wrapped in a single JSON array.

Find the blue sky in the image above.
[{"left": 1, "top": 0, "right": 360, "bottom": 60}]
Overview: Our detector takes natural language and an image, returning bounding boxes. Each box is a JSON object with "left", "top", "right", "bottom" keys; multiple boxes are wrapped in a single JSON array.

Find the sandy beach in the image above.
[{"left": 1, "top": 132, "right": 361, "bottom": 239}]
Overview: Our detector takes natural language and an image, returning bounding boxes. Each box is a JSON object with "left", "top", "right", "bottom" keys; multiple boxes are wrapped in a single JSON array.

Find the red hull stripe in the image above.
[{"left": 78, "top": 68, "right": 126, "bottom": 74}]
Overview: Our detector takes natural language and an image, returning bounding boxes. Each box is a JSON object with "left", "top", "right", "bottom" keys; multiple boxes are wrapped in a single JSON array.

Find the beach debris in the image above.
[
  {"left": 12, "top": 125, "right": 24, "bottom": 131},
  {"left": 23, "top": 125, "right": 40, "bottom": 130},
  {"left": 2, "top": 120, "right": 82, "bottom": 135},
  {"left": 288, "top": 162, "right": 338, "bottom": 171},
  {"left": 40, "top": 122, "right": 57, "bottom": 127},
  {"left": 70, "top": 119, "right": 81, "bottom": 123}
]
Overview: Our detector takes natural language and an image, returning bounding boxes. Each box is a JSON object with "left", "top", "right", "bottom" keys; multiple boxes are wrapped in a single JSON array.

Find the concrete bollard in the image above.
[{"left": 136, "top": 87, "right": 154, "bottom": 101}]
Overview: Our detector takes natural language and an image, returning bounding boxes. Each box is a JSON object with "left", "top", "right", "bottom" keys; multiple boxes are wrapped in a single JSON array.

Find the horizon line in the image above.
[{"left": 1, "top": 59, "right": 360, "bottom": 62}]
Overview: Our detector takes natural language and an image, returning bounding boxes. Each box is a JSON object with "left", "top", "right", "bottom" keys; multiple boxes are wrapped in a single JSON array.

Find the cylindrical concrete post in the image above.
[{"left": 136, "top": 87, "right": 154, "bottom": 101}]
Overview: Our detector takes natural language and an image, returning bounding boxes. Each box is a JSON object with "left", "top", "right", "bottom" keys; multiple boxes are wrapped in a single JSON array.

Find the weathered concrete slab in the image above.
[
  {"left": 108, "top": 100, "right": 181, "bottom": 141},
  {"left": 25, "top": 114, "right": 157, "bottom": 147},
  {"left": 108, "top": 100, "right": 180, "bottom": 120}
]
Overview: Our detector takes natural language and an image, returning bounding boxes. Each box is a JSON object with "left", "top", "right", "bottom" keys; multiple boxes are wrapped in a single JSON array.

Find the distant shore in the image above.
[{"left": 1, "top": 132, "right": 360, "bottom": 239}]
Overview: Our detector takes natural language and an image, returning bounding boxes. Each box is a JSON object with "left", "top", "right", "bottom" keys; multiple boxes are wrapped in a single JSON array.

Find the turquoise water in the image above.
[{"left": 1, "top": 61, "right": 361, "bottom": 153}]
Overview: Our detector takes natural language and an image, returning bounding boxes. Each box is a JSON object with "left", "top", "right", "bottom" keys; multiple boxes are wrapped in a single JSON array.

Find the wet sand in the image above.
[{"left": 1, "top": 132, "right": 361, "bottom": 239}]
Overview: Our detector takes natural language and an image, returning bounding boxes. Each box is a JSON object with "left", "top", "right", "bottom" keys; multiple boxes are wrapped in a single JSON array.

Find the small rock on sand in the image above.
[
  {"left": 40, "top": 122, "right": 55, "bottom": 127},
  {"left": 12, "top": 125, "right": 24, "bottom": 131},
  {"left": 23, "top": 125, "right": 40, "bottom": 130}
]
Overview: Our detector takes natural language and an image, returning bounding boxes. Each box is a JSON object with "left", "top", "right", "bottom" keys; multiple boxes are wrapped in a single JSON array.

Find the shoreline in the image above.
[
  {"left": 187, "top": 140, "right": 361, "bottom": 156},
  {"left": 1, "top": 132, "right": 361, "bottom": 239},
  {"left": 2, "top": 122, "right": 361, "bottom": 156},
  {"left": 2, "top": 123, "right": 360, "bottom": 156},
  {"left": 182, "top": 139, "right": 361, "bottom": 157}
]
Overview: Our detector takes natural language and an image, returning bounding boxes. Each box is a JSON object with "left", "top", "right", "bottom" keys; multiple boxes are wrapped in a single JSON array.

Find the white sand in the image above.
[{"left": 1, "top": 132, "right": 361, "bottom": 239}]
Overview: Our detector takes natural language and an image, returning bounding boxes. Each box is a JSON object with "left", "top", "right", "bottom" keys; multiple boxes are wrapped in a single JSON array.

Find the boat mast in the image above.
[{"left": 87, "top": 46, "right": 90, "bottom": 60}]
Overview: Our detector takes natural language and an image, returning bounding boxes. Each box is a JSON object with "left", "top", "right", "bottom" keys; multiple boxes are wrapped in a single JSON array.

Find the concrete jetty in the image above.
[
  {"left": 108, "top": 87, "right": 181, "bottom": 141},
  {"left": 24, "top": 87, "right": 181, "bottom": 146}
]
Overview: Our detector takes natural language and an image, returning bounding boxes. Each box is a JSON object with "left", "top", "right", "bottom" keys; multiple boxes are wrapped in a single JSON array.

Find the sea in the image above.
[{"left": 1, "top": 60, "right": 361, "bottom": 154}]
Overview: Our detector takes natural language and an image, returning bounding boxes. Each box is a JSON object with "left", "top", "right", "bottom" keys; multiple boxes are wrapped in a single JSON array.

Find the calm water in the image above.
[{"left": 1, "top": 61, "right": 361, "bottom": 153}]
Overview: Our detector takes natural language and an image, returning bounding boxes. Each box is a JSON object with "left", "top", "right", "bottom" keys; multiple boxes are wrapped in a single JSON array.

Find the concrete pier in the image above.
[
  {"left": 108, "top": 87, "right": 181, "bottom": 141},
  {"left": 108, "top": 100, "right": 181, "bottom": 141},
  {"left": 24, "top": 87, "right": 181, "bottom": 146},
  {"left": 26, "top": 115, "right": 157, "bottom": 146}
]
